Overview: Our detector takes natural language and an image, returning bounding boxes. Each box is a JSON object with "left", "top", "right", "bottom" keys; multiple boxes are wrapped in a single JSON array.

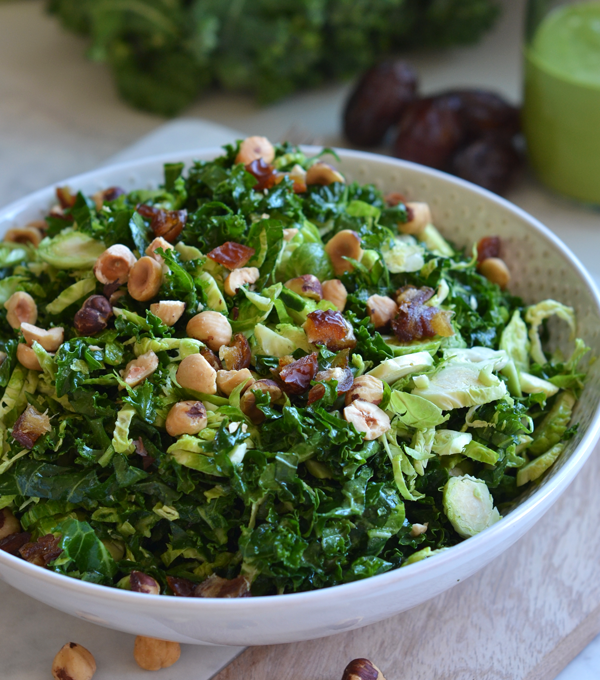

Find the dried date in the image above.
[
  {"left": 207, "top": 242, "right": 255, "bottom": 270},
  {"left": 451, "top": 135, "right": 520, "bottom": 195},
  {"left": 137, "top": 204, "right": 187, "bottom": 242},
  {"left": 393, "top": 94, "right": 465, "bottom": 170},
  {"left": 344, "top": 60, "right": 418, "bottom": 146},
  {"left": 476, "top": 236, "right": 501, "bottom": 263},
  {"left": 279, "top": 353, "right": 319, "bottom": 395},
  {"left": 245, "top": 158, "right": 277, "bottom": 191},
  {"left": 219, "top": 333, "right": 252, "bottom": 371}
]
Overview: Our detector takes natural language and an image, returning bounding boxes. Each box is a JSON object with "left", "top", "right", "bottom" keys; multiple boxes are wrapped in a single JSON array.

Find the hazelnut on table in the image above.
[
  {"left": 52, "top": 642, "right": 96, "bottom": 680},
  {"left": 134, "top": 636, "right": 181, "bottom": 671}
]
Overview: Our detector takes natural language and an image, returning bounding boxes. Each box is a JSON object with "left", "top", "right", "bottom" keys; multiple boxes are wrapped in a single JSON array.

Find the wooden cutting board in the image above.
[{"left": 214, "top": 445, "right": 600, "bottom": 680}]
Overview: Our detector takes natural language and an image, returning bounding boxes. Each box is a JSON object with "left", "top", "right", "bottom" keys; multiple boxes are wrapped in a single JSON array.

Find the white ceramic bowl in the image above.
[{"left": 1, "top": 148, "right": 599, "bottom": 646}]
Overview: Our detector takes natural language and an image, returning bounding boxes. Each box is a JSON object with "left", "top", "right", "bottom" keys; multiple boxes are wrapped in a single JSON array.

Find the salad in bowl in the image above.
[{"left": 0, "top": 137, "right": 588, "bottom": 600}]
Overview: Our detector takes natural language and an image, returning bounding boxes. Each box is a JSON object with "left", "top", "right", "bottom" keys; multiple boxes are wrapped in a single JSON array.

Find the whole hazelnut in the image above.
[
  {"left": 342, "top": 658, "right": 386, "bottom": 680},
  {"left": 133, "top": 636, "right": 181, "bottom": 671},
  {"left": 52, "top": 642, "right": 96, "bottom": 680}
]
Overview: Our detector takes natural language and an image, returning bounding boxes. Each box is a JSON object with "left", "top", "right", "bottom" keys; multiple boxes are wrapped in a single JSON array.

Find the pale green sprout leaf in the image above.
[
  {"left": 411, "top": 360, "right": 507, "bottom": 411},
  {"left": 516, "top": 442, "right": 565, "bottom": 486},
  {"left": 388, "top": 391, "right": 448, "bottom": 429},
  {"left": 367, "top": 351, "right": 433, "bottom": 383},
  {"left": 500, "top": 310, "right": 529, "bottom": 371},
  {"left": 111, "top": 405, "right": 136, "bottom": 454},
  {"left": 46, "top": 277, "right": 97, "bottom": 314},
  {"left": 432, "top": 429, "right": 473, "bottom": 456},
  {"left": 381, "top": 236, "right": 425, "bottom": 273},
  {"left": 519, "top": 372, "right": 559, "bottom": 398},
  {"left": 418, "top": 224, "right": 454, "bottom": 257},
  {"left": 38, "top": 229, "right": 105, "bottom": 269},
  {"left": 525, "top": 299, "right": 576, "bottom": 366},
  {"left": 254, "top": 323, "right": 297, "bottom": 357},
  {"left": 443, "top": 475, "right": 500, "bottom": 538}
]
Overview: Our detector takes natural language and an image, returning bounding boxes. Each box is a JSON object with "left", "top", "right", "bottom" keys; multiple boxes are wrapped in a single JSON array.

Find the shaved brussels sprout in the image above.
[
  {"left": 38, "top": 229, "right": 105, "bottom": 269},
  {"left": 443, "top": 475, "right": 500, "bottom": 538},
  {"left": 525, "top": 300, "right": 576, "bottom": 366},
  {"left": 529, "top": 391, "right": 575, "bottom": 456}
]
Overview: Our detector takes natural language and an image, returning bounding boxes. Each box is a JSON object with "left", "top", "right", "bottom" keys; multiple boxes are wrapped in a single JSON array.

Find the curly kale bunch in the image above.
[{"left": 46, "top": 0, "right": 501, "bottom": 116}]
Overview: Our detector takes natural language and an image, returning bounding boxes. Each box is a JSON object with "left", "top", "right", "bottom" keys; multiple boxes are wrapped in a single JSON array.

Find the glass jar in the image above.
[{"left": 523, "top": 0, "right": 600, "bottom": 204}]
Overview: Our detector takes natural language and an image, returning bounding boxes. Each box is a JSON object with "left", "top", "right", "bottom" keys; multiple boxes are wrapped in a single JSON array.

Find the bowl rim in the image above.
[{"left": 1, "top": 145, "right": 599, "bottom": 611}]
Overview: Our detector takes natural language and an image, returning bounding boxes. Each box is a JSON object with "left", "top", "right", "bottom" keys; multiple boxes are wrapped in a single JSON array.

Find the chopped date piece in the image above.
[
  {"left": 167, "top": 575, "right": 196, "bottom": 597},
  {"left": 303, "top": 310, "right": 357, "bottom": 351},
  {"left": 476, "top": 236, "right": 501, "bottom": 264},
  {"left": 194, "top": 574, "right": 251, "bottom": 598},
  {"left": 19, "top": 533, "right": 62, "bottom": 567},
  {"left": 207, "top": 242, "right": 255, "bottom": 270},
  {"left": 246, "top": 158, "right": 277, "bottom": 192},
  {"left": 392, "top": 285, "right": 454, "bottom": 343},
  {"left": 307, "top": 367, "right": 354, "bottom": 405},
  {"left": 55, "top": 186, "right": 77, "bottom": 209},
  {"left": 396, "top": 285, "right": 435, "bottom": 306},
  {"left": 279, "top": 353, "right": 319, "bottom": 395},
  {"left": 344, "top": 60, "right": 418, "bottom": 146},
  {"left": 12, "top": 404, "right": 51, "bottom": 449},
  {"left": 137, "top": 204, "right": 187, "bottom": 243},
  {"left": 0, "top": 531, "right": 31, "bottom": 555},
  {"left": 219, "top": 333, "right": 251, "bottom": 371},
  {"left": 200, "top": 347, "right": 222, "bottom": 372},
  {"left": 392, "top": 305, "right": 454, "bottom": 343}
]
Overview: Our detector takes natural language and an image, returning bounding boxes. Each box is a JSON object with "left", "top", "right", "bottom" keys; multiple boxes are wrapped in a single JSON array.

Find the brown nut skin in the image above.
[
  {"left": 74, "top": 295, "right": 112, "bottom": 336},
  {"left": 51, "top": 642, "right": 96, "bottom": 680},
  {"left": 240, "top": 379, "right": 283, "bottom": 424},
  {"left": 366, "top": 295, "right": 399, "bottom": 330},
  {"left": 224, "top": 266, "right": 260, "bottom": 296},
  {"left": 216, "top": 368, "right": 254, "bottom": 396},
  {"left": 130, "top": 570, "right": 161, "bottom": 595},
  {"left": 305, "top": 161, "right": 345, "bottom": 186},
  {"left": 342, "top": 658, "right": 387, "bottom": 680},
  {"left": 17, "top": 344, "right": 42, "bottom": 371},
  {"left": 187, "top": 311, "right": 232, "bottom": 352},
  {"left": 122, "top": 351, "right": 159, "bottom": 387},
  {"left": 4, "top": 291, "right": 37, "bottom": 329},
  {"left": 400, "top": 202, "right": 432, "bottom": 236},
  {"left": 322, "top": 279, "right": 348, "bottom": 312},
  {"left": 165, "top": 401, "right": 208, "bottom": 436},
  {"left": 4, "top": 226, "right": 42, "bottom": 247},
  {"left": 128, "top": 256, "right": 163, "bottom": 302},
  {"left": 479, "top": 257, "right": 511, "bottom": 289},
  {"left": 0, "top": 508, "right": 21, "bottom": 540},
  {"left": 345, "top": 375, "right": 385, "bottom": 406},
  {"left": 20, "top": 323, "right": 64, "bottom": 352},
  {"left": 284, "top": 275, "right": 323, "bottom": 301},
  {"left": 93, "top": 244, "right": 137, "bottom": 285},
  {"left": 134, "top": 636, "right": 181, "bottom": 671},
  {"left": 235, "top": 136, "right": 275, "bottom": 165},
  {"left": 177, "top": 353, "right": 217, "bottom": 394},
  {"left": 344, "top": 60, "right": 418, "bottom": 146},
  {"left": 150, "top": 300, "right": 185, "bottom": 326},
  {"left": 325, "top": 230, "right": 363, "bottom": 277}
]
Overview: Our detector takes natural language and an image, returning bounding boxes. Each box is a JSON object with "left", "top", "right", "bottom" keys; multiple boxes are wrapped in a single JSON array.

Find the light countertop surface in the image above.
[{"left": 1, "top": 0, "right": 600, "bottom": 678}]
